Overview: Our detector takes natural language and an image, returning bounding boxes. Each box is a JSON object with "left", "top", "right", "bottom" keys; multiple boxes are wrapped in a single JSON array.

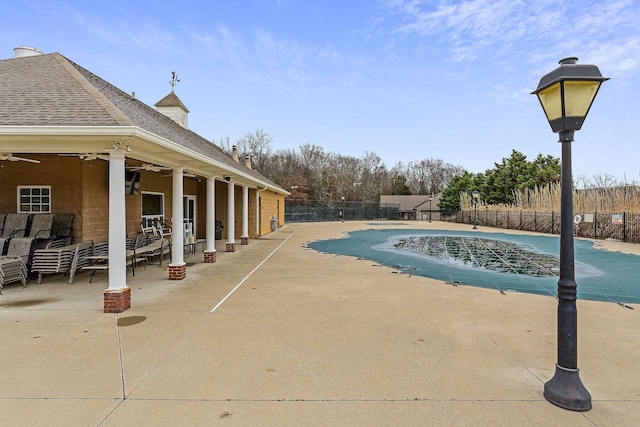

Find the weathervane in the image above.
[{"left": 170, "top": 71, "right": 180, "bottom": 91}]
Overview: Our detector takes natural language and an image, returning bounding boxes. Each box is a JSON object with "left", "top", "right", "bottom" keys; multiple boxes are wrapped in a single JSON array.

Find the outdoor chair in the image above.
[
  {"left": 0, "top": 213, "right": 29, "bottom": 255},
  {"left": 0, "top": 256, "right": 28, "bottom": 294},
  {"left": 51, "top": 213, "right": 73, "bottom": 245},
  {"left": 32, "top": 240, "right": 93, "bottom": 285},
  {"left": 0, "top": 214, "right": 6, "bottom": 236},
  {"left": 68, "top": 241, "right": 94, "bottom": 284},
  {"left": 5, "top": 237, "right": 35, "bottom": 268},
  {"left": 134, "top": 236, "right": 171, "bottom": 266},
  {"left": 81, "top": 242, "right": 138, "bottom": 283},
  {"left": 5, "top": 214, "right": 56, "bottom": 267}
]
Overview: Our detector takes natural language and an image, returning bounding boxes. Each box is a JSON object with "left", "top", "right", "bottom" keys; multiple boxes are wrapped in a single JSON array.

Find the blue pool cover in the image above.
[{"left": 308, "top": 229, "right": 640, "bottom": 305}]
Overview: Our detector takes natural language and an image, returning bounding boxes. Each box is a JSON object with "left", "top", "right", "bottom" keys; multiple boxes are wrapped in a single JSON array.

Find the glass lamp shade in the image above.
[
  {"left": 472, "top": 190, "right": 480, "bottom": 200},
  {"left": 533, "top": 58, "right": 608, "bottom": 133}
]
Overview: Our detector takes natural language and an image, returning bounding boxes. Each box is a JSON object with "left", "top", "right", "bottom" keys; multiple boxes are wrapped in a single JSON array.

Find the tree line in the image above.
[
  {"left": 218, "top": 130, "right": 574, "bottom": 211},
  {"left": 218, "top": 129, "right": 465, "bottom": 204}
]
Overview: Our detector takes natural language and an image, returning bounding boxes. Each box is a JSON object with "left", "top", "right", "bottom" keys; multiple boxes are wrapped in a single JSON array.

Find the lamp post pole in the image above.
[
  {"left": 472, "top": 190, "right": 479, "bottom": 229},
  {"left": 429, "top": 194, "right": 433, "bottom": 223},
  {"left": 533, "top": 57, "right": 608, "bottom": 412}
]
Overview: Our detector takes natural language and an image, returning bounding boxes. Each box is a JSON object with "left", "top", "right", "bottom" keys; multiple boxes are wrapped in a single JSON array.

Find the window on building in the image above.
[
  {"left": 18, "top": 186, "right": 51, "bottom": 213},
  {"left": 141, "top": 192, "right": 165, "bottom": 228}
]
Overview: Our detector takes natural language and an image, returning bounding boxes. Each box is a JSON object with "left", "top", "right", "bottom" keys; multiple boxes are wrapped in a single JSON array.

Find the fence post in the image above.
[
  {"left": 594, "top": 211, "right": 597, "bottom": 240},
  {"left": 551, "top": 211, "right": 555, "bottom": 234},
  {"left": 520, "top": 210, "right": 523, "bottom": 230},
  {"left": 534, "top": 211, "right": 537, "bottom": 232},
  {"left": 623, "top": 212, "right": 627, "bottom": 243}
]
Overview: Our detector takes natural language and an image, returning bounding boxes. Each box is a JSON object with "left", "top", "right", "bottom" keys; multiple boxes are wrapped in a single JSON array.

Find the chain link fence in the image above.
[{"left": 285, "top": 200, "right": 400, "bottom": 222}]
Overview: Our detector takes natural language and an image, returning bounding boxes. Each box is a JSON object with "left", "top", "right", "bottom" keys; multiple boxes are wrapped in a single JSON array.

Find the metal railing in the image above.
[{"left": 443, "top": 209, "right": 640, "bottom": 244}]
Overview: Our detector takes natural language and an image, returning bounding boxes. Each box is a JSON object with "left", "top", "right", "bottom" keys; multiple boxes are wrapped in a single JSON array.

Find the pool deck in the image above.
[{"left": 1, "top": 221, "right": 639, "bottom": 426}]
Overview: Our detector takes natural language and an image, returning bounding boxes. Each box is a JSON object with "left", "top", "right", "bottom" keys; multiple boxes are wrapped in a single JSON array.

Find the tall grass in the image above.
[{"left": 460, "top": 182, "right": 640, "bottom": 213}]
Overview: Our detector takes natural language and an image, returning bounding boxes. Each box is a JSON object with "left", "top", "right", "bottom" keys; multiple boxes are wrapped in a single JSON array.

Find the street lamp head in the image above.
[
  {"left": 532, "top": 57, "right": 608, "bottom": 134},
  {"left": 472, "top": 190, "right": 480, "bottom": 201}
]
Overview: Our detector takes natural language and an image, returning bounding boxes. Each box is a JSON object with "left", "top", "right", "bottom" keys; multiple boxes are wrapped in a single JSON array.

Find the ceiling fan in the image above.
[
  {"left": 0, "top": 153, "right": 40, "bottom": 163},
  {"left": 161, "top": 171, "right": 197, "bottom": 178},
  {"left": 60, "top": 153, "right": 109, "bottom": 161},
  {"left": 127, "top": 163, "right": 172, "bottom": 173}
]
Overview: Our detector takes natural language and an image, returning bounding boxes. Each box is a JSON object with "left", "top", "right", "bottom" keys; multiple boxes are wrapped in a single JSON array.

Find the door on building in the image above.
[{"left": 183, "top": 195, "right": 196, "bottom": 238}]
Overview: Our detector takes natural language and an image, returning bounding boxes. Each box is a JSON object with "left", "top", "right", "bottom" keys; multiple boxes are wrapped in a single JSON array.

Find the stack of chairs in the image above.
[
  {"left": 0, "top": 256, "right": 28, "bottom": 294},
  {"left": 31, "top": 240, "right": 93, "bottom": 285}
]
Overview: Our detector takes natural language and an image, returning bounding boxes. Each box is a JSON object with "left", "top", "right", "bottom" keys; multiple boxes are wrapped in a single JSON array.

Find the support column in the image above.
[
  {"left": 241, "top": 185, "right": 249, "bottom": 245},
  {"left": 204, "top": 177, "right": 217, "bottom": 263},
  {"left": 104, "top": 148, "right": 130, "bottom": 313},
  {"left": 226, "top": 179, "right": 236, "bottom": 252},
  {"left": 169, "top": 167, "right": 186, "bottom": 280},
  {"left": 256, "top": 186, "right": 267, "bottom": 236}
]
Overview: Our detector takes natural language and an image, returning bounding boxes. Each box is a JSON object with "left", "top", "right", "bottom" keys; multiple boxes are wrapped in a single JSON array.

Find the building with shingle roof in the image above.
[
  {"left": 379, "top": 194, "right": 441, "bottom": 221},
  {"left": 0, "top": 47, "right": 288, "bottom": 312}
]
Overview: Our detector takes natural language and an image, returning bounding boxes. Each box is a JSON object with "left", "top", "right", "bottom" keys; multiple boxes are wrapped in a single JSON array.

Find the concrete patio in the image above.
[{"left": 1, "top": 221, "right": 639, "bottom": 426}]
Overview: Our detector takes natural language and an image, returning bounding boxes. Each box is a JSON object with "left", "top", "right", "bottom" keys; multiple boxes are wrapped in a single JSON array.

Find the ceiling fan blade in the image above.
[
  {"left": 2, "top": 154, "right": 40, "bottom": 163},
  {"left": 16, "top": 157, "right": 41, "bottom": 163}
]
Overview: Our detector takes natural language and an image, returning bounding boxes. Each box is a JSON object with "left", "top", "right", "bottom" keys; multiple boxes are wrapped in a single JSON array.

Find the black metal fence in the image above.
[
  {"left": 443, "top": 209, "right": 640, "bottom": 244},
  {"left": 285, "top": 200, "right": 400, "bottom": 223}
]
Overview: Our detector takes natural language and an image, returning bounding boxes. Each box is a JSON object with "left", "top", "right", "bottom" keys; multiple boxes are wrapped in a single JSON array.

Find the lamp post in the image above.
[
  {"left": 532, "top": 57, "right": 608, "bottom": 411},
  {"left": 428, "top": 194, "right": 433, "bottom": 223},
  {"left": 472, "top": 190, "right": 479, "bottom": 229}
]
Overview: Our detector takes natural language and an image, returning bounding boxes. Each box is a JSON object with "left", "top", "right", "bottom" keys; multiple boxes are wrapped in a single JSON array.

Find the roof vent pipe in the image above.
[
  {"left": 14, "top": 46, "right": 44, "bottom": 58},
  {"left": 232, "top": 145, "right": 239, "bottom": 162},
  {"left": 245, "top": 154, "right": 252, "bottom": 169}
]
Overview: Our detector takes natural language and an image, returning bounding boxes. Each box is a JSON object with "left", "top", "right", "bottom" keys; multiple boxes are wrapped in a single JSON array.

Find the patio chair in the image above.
[
  {"left": 32, "top": 240, "right": 76, "bottom": 284},
  {"left": 68, "top": 241, "right": 94, "bottom": 284},
  {"left": 82, "top": 242, "right": 109, "bottom": 283},
  {"left": 81, "top": 242, "right": 137, "bottom": 283},
  {"left": 0, "top": 256, "right": 28, "bottom": 294},
  {"left": 134, "top": 236, "right": 171, "bottom": 266},
  {"left": 51, "top": 213, "right": 73, "bottom": 245},
  {"left": 5, "top": 214, "right": 55, "bottom": 266},
  {"left": 0, "top": 213, "right": 29, "bottom": 255},
  {"left": 0, "top": 213, "right": 6, "bottom": 236},
  {"left": 5, "top": 237, "right": 35, "bottom": 268}
]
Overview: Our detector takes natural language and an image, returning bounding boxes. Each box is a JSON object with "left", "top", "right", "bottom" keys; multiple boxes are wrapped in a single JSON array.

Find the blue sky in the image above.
[{"left": 2, "top": 0, "right": 639, "bottom": 182}]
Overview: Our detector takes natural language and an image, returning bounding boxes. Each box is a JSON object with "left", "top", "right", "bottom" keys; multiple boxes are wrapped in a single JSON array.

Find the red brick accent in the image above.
[
  {"left": 226, "top": 242, "right": 236, "bottom": 252},
  {"left": 104, "top": 287, "right": 131, "bottom": 313},
  {"left": 241, "top": 236, "right": 249, "bottom": 245},
  {"left": 204, "top": 250, "right": 217, "bottom": 263},
  {"left": 169, "top": 263, "right": 187, "bottom": 280}
]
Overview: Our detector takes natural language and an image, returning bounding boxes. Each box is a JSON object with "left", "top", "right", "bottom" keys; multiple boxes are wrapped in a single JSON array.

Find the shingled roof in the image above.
[{"left": 0, "top": 52, "right": 284, "bottom": 191}]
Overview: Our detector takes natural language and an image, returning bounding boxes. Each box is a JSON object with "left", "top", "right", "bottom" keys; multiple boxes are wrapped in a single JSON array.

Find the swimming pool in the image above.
[{"left": 309, "top": 229, "right": 640, "bottom": 305}]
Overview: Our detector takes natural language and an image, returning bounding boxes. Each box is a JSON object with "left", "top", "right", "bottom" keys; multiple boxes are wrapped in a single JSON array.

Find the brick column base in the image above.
[
  {"left": 204, "top": 250, "right": 217, "bottom": 263},
  {"left": 226, "top": 242, "right": 236, "bottom": 252},
  {"left": 104, "top": 287, "right": 131, "bottom": 313},
  {"left": 241, "top": 236, "right": 249, "bottom": 245},
  {"left": 169, "top": 263, "right": 187, "bottom": 280}
]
